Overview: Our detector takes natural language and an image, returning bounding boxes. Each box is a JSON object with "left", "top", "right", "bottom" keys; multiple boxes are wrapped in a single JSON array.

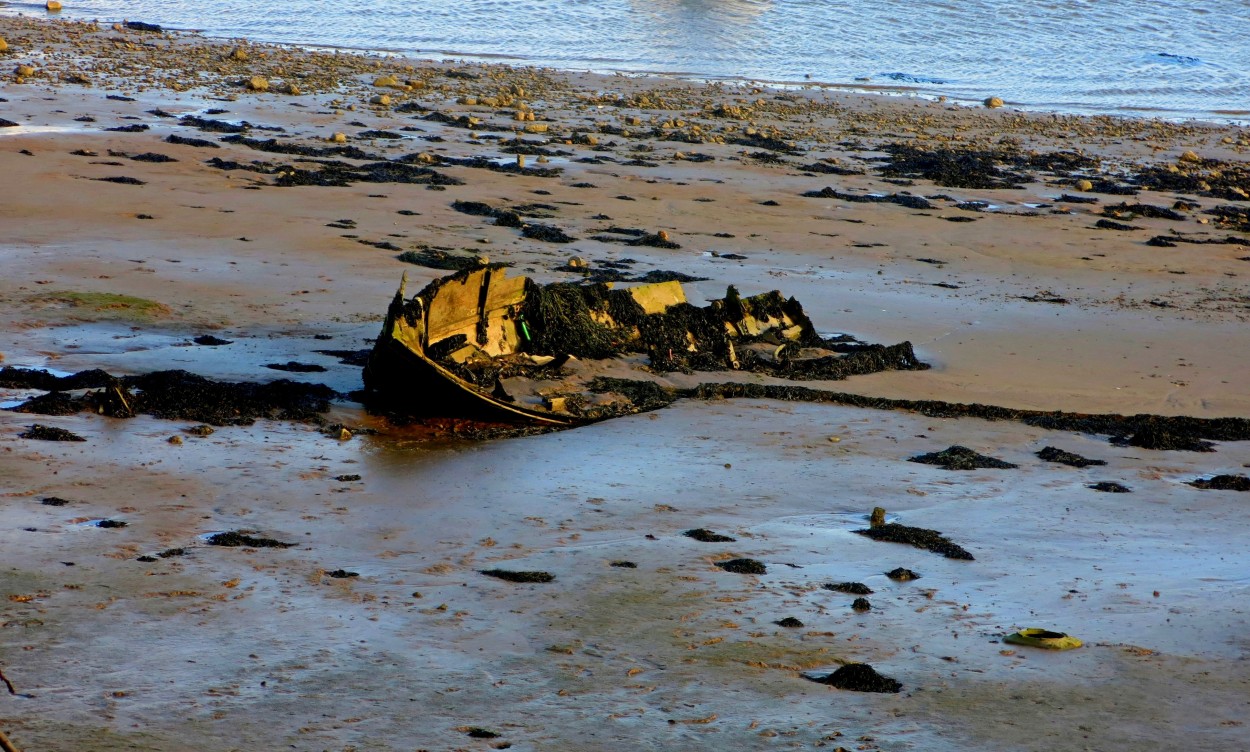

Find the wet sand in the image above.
[{"left": 3, "top": 16, "right": 1250, "bottom": 752}]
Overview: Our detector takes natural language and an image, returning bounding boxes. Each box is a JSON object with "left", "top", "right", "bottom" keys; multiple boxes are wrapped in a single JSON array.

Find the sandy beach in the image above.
[{"left": 3, "top": 16, "right": 1250, "bottom": 751}]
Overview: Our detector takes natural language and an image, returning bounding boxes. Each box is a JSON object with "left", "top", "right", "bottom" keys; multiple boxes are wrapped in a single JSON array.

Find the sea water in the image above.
[{"left": 5, "top": 0, "right": 1248, "bottom": 121}]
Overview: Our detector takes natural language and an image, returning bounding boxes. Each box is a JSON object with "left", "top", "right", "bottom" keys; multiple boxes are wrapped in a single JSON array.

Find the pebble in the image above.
[
  {"left": 329, "top": 132, "right": 347, "bottom": 143},
  {"left": 15, "top": 64, "right": 35, "bottom": 77},
  {"left": 0, "top": 38, "right": 8, "bottom": 53},
  {"left": 1178, "top": 150, "right": 1202, "bottom": 163},
  {"left": 370, "top": 93, "right": 391, "bottom": 106},
  {"left": 983, "top": 96, "right": 1004, "bottom": 108},
  {"left": 1074, "top": 179, "right": 1093, "bottom": 192},
  {"left": 45, "top": 0, "right": 62, "bottom": 11},
  {"left": 245, "top": 75, "right": 269, "bottom": 92}
]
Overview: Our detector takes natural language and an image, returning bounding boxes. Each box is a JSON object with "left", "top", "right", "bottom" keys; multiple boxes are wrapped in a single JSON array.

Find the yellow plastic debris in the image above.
[{"left": 1003, "top": 628, "right": 1083, "bottom": 650}]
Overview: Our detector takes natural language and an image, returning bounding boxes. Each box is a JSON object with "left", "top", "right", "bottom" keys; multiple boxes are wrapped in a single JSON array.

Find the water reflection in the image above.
[{"left": 625, "top": 0, "right": 774, "bottom": 71}]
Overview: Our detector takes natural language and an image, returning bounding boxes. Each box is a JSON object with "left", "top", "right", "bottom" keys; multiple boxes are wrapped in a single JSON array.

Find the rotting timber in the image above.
[{"left": 362, "top": 266, "right": 928, "bottom": 425}]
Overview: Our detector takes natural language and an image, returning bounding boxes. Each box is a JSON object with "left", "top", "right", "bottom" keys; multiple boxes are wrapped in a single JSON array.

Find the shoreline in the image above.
[
  {"left": 3, "top": 14, "right": 1250, "bottom": 752},
  {"left": 3, "top": 9, "right": 1249, "bottom": 125}
]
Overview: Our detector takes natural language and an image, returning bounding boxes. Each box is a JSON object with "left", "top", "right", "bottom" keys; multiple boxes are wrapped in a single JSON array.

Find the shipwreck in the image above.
[{"left": 363, "top": 265, "right": 928, "bottom": 425}]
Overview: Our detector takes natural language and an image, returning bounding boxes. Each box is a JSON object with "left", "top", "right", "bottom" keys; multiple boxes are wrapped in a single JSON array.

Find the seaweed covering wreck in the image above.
[{"left": 362, "top": 266, "right": 929, "bottom": 424}]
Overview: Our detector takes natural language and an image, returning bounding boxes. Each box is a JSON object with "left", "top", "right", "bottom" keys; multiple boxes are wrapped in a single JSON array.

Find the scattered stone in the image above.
[
  {"left": 19, "top": 424, "right": 85, "bottom": 441},
  {"left": 1187, "top": 474, "right": 1250, "bottom": 491},
  {"left": 885, "top": 568, "right": 920, "bottom": 581},
  {"left": 1089, "top": 481, "right": 1132, "bottom": 493},
  {"left": 851, "top": 597, "right": 872, "bottom": 611},
  {"left": 245, "top": 76, "right": 269, "bottom": 92},
  {"left": 807, "top": 663, "right": 901, "bottom": 693},
  {"left": 823, "top": 582, "right": 872, "bottom": 595},
  {"left": 984, "top": 96, "right": 1004, "bottom": 108},
  {"left": 167, "top": 435, "right": 183, "bottom": 445},
  {"left": 716, "top": 558, "right": 766, "bottom": 575},
  {"left": 1036, "top": 446, "right": 1106, "bottom": 467},
  {"left": 683, "top": 528, "right": 736, "bottom": 543},
  {"left": 910, "top": 445, "right": 1017, "bottom": 470},
  {"left": 775, "top": 617, "right": 804, "bottom": 628},
  {"left": 480, "top": 569, "right": 555, "bottom": 583},
  {"left": 856, "top": 523, "right": 973, "bottom": 560}
]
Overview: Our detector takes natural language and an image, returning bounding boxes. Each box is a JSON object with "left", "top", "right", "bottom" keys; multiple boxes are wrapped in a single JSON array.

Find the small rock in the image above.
[
  {"left": 566, "top": 255, "right": 588, "bottom": 269},
  {"left": 373, "top": 74, "right": 400, "bottom": 88},
  {"left": 370, "top": 94, "right": 391, "bottom": 106},
  {"left": 851, "top": 597, "right": 872, "bottom": 612},
  {"left": 227, "top": 47, "right": 248, "bottom": 61},
  {"left": 524, "top": 123, "right": 549, "bottom": 133},
  {"left": 46, "top": 0, "right": 62, "bottom": 11},
  {"left": 167, "top": 435, "right": 183, "bottom": 445},
  {"left": 0, "top": 38, "right": 8, "bottom": 53},
  {"left": 245, "top": 75, "right": 269, "bottom": 92},
  {"left": 279, "top": 82, "right": 301, "bottom": 96},
  {"left": 1074, "top": 179, "right": 1093, "bottom": 192},
  {"left": 15, "top": 64, "right": 35, "bottom": 77},
  {"left": 337, "top": 427, "right": 353, "bottom": 440},
  {"left": 983, "top": 96, "right": 1004, "bottom": 108},
  {"left": 329, "top": 132, "right": 348, "bottom": 143},
  {"left": 1178, "top": 150, "right": 1202, "bottom": 163}
]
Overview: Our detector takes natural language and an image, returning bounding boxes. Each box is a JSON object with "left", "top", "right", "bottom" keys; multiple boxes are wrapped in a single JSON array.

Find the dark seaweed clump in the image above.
[
  {"left": 1089, "top": 481, "right": 1132, "bottom": 493},
  {"left": 807, "top": 663, "right": 901, "bottom": 693},
  {"left": 95, "top": 519, "right": 128, "bottom": 528},
  {"left": 521, "top": 223, "right": 577, "bottom": 243},
  {"left": 1036, "top": 446, "right": 1106, "bottom": 467},
  {"left": 41, "top": 497, "right": 71, "bottom": 506},
  {"left": 125, "top": 370, "right": 334, "bottom": 426},
  {"left": 716, "top": 558, "right": 767, "bottom": 574},
  {"left": 855, "top": 523, "right": 974, "bottom": 560},
  {"left": 824, "top": 582, "right": 872, "bottom": 595},
  {"left": 1187, "top": 474, "right": 1250, "bottom": 491},
  {"left": 480, "top": 569, "right": 555, "bottom": 583},
  {"left": 193, "top": 335, "right": 232, "bottom": 346},
  {"left": 206, "top": 531, "right": 295, "bottom": 548},
  {"left": 851, "top": 597, "right": 872, "bottom": 611},
  {"left": 397, "top": 248, "right": 488, "bottom": 271},
  {"left": 775, "top": 617, "right": 804, "bottom": 628},
  {"left": 19, "top": 424, "right": 86, "bottom": 441},
  {"left": 886, "top": 568, "right": 920, "bottom": 581},
  {"left": 326, "top": 569, "right": 359, "bottom": 578},
  {"left": 610, "top": 560, "right": 637, "bottom": 568},
  {"left": 910, "top": 445, "right": 1017, "bottom": 470},
  {"left": 683, "top": 528, "right": 736, "bottom": 543},
  {"left": 876, "top": 144, "right": 1033, "bottom": 189},
  {"left": 264, "top": 361, "right": 327, "bottom": 373},
  {"left": 1119, "top": 425, "right": 1215, "bottom": 452}
]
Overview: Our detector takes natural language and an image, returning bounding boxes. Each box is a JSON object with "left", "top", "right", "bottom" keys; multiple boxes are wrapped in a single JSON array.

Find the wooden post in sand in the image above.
[{"left": 0, "top": 728, "right": 23, "bottom": 752}]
